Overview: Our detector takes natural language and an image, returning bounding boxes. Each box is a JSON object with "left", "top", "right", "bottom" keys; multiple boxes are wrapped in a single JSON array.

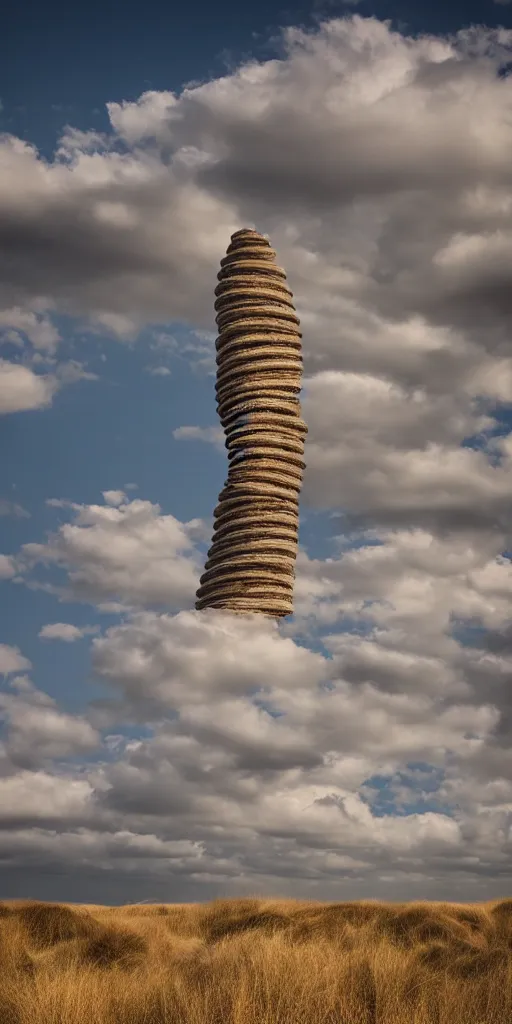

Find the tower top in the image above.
[{"left": 230, "top": 228, "right": 267, "bottom": 241}]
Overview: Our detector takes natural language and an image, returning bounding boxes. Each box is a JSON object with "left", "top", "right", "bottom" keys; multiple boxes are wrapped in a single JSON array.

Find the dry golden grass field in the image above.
[{"left": 0, "top": 895, "right": 511, "bottom": 1023}]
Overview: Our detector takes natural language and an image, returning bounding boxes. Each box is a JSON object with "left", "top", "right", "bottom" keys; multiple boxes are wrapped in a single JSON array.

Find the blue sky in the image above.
[
  {"left": 1, "top": 0, "right": 512, "bottom": 905},
  {"left": 5, "top": 0, "right": 512, "bottom": 154}
]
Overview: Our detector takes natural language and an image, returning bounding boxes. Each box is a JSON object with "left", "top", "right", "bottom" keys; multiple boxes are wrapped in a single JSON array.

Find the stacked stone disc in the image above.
[{"left": 195, "top": 228, "right": 307, "bottom": 618}]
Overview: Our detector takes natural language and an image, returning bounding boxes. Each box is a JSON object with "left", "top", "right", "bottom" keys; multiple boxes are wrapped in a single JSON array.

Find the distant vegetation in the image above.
[{"left": 0, "top": 895, "right": 511, "bottom": 1022}]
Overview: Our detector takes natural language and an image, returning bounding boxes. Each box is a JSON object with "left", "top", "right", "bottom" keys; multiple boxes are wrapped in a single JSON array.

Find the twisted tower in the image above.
[{"left": 195, "top": 228, "right": 307, "bottom": 618}]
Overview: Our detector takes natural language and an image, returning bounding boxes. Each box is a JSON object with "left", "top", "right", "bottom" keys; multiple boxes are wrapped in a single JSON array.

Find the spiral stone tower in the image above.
[{"left": 195, "top": 228, "right": 307, "bottom": 618}]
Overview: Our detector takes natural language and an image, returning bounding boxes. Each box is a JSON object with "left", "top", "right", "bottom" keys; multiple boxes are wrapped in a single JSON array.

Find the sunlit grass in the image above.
[{"left": 0, "top": 895, "right": 510, "bottom": 1022}]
